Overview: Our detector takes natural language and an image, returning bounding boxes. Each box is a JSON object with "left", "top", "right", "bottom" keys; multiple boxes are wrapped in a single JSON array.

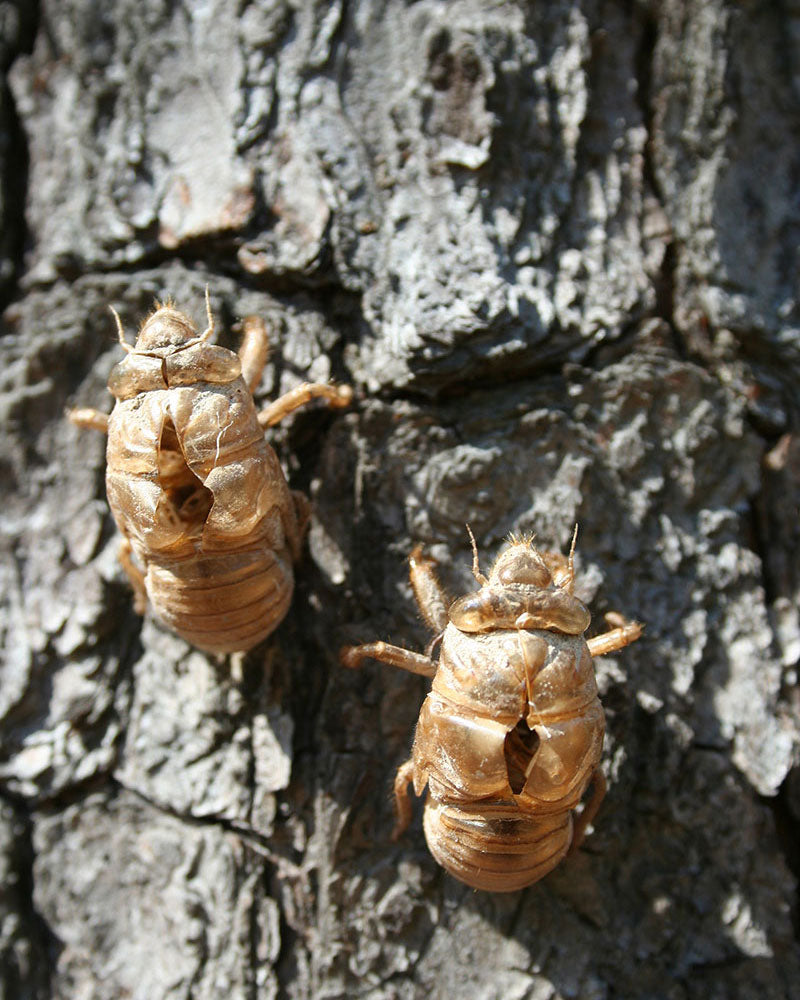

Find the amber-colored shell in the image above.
[
  {"left": 341, "top": 535, "right": 642, "bottom": 891},
  {"left": 68, "top": 300, "right": 348, "bottom": 653},
  {"left": 104, "top": 311, "right": 304, "bottom": 653},
  {"left": 415, "top": 627, "right": 604, "bottom": 890}
]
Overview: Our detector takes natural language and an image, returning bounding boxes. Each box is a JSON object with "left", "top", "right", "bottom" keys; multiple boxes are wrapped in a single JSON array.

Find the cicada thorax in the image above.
[
  {"left": 411, "top": 553, "right": 605, "bottom": 890},
  {"left": 103, "top": 313, "right": 302, "bottom": 653}
]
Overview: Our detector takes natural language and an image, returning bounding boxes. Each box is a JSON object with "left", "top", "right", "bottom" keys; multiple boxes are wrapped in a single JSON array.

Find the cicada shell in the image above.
[
  {"left": 70, "top": 293, "right": 351, "bottom": 654},
  {"left": 341, "top": 531, "right": 642, "bottom": 892}
]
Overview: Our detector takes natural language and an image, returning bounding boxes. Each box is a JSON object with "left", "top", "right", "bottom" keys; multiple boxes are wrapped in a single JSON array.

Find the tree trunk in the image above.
[{"left": 1, "top": 1, "right": 799, "bottom": 997}]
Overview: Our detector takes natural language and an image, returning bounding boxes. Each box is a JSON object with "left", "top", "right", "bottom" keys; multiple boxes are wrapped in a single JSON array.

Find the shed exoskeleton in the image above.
[
  {"left": 341, "top": 530, "right": 642, "bottom": 892},
  {"left": 70, "top": 292, "right": 351, "bottom": 654}
]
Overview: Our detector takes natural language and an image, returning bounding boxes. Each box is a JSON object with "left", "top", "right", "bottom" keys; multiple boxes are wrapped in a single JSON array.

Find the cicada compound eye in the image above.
[{"left": 448, "top": 592, "right": 496, "bottom": 632}]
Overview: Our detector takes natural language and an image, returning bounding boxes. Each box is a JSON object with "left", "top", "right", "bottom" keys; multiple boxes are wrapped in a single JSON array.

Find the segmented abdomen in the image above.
[
  {"left": 423, "top": 798, "right": 572, "bottom": 893},
  {"left": 145, "top": 545, "right": 293, "bottom": 654}
]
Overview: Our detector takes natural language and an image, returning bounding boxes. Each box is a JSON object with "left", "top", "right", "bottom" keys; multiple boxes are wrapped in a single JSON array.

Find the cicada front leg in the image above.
[
  {"left": 237, "top": 316, "right": 270, "bottom": 393},
  {"left": 340, "top": 545, "right": 449, "bottom": 678},
  {"left": 236, "top": 315, "right": 353, "bottom": 424}
]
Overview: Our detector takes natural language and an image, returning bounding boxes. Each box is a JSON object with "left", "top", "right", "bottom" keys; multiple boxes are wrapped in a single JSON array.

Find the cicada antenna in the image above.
[
  {"left": 565, "top": 522, "right": 579, "bottom": 594},
  {"left": 466, "top": 524, "right": 488, "bottom": 586},
  {"left": 110, "top": 306, "right": 133, "bottom": 353},
  {"left": 199, "top": 285, "right": 215, "bottom": 342}
]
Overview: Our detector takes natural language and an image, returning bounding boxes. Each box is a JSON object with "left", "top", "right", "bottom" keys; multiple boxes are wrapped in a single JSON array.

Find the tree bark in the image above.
[{"left": 1, "top": 1, "right": 799, "bottom": 998}]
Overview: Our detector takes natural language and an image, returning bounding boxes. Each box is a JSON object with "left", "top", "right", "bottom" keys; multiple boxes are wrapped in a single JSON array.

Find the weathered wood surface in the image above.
[{"left": 0, "top": 2, "right": 798, "bottom": 998}]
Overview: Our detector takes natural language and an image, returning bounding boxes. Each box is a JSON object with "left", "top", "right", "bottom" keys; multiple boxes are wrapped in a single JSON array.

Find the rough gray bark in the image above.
[{"left": 1, "top": 1, "right": 799, "bottom": 998}]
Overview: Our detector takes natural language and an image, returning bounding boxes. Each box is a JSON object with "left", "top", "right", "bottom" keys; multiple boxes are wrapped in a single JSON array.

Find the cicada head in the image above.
[
  {"left": 448, "top": 536, "right": 590, "bottom": 635},
  {"left": 135, "top": 305, "right": 199, "bottom": 351},
  {"left": 488, "top": 543, "right": 552, "bottom": 588}
]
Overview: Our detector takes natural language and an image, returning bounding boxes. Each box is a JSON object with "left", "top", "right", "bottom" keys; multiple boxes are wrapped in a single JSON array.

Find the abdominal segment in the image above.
[
  {"left": 423, "top": 798, "right": 572, "bottom": 892},
  {"left": 145, "top": 545, "right": 293, "bottom": 654}
]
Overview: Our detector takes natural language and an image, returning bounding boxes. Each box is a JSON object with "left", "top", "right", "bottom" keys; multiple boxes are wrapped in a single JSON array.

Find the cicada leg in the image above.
[
  {"left": 257, "top": 382, "right": 352, "bottom": 428},
  {"left": 68, "top": 407, "right": 109, "bottom": 434},
  {"left": 340, "top": 641, "right": 436, "bottom": 678},
  {"left": 409, "top": 545, "right": 449, "bottom": 632},
  {"left": 587, "top": 614, "right": 643, "bottom": 657},
  {"left": 237, "top": 315, "right": 270, "bottom": 393},
  {"left": 391, "top": 758, "right": 416, "bottom": 840},
  {"left": 118, "top": 537, "right": 147, "bottom": 614},
  {"left": 569, "top": 767, "right": 607, "bottom": 854}
]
